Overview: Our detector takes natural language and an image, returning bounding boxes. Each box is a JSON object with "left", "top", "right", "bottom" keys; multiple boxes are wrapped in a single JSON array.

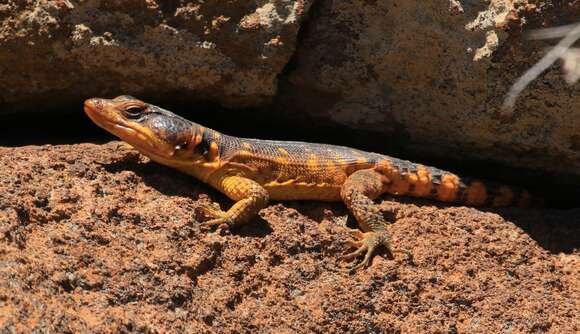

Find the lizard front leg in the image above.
[
  {"left": 199, "top": 175, "right": 269, "bottom": 229},
  {"left": 340, "top": 168, "right": 396, "bottom": 270}
]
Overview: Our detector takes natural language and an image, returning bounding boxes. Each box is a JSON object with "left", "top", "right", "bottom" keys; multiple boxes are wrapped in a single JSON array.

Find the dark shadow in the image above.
[
  {"left": 236, "top": 217, "right": 274, "bottom": 238},
  {"left": 103, "top": 154, "right": 205, "bottom": 199},
  {"left": 278, "top": 201, "right": 347, "bottom": 224},
  {"left": 495, "top": 207, "right": 580, "bottom": 254},
  {"left": 384, "top": 195, "right": 580, "bottom": 255},
  {"left": 102, "top": 156, "right": 274, "bottom": 238}
]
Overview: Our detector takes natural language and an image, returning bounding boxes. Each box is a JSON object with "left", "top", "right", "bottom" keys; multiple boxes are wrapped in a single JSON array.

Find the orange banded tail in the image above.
[{"left": 376, "top": 158, "right": 538, "bottom": 208}]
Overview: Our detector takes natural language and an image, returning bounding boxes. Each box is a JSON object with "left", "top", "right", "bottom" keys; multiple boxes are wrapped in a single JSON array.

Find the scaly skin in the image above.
[{"left": 84, "top": 96, "right": 533, "bottom": 270}]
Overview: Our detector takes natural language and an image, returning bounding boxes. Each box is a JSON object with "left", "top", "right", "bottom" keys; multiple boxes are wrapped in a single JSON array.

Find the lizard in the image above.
[{"left": 84, "top": 95, "right": 534, "bottom": 270}]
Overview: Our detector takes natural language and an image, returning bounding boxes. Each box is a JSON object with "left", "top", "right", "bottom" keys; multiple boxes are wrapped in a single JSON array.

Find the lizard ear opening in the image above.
[{"left": 195, "top": 139, "right": 211, "bottom": 159}]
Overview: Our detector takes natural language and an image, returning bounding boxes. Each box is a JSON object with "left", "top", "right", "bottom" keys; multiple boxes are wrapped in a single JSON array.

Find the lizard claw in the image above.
[
  {"left": 199, "top": 217, "right": 234, "bottom": 231},
  {"left": 195, "top": 203, "right": 226, "bottom": 218},
  {"left": 341, "top": 230, "right": 394, "bottom": 271},
  {"left": 196, "top": 203, "right": 234, "bottom": 231}
]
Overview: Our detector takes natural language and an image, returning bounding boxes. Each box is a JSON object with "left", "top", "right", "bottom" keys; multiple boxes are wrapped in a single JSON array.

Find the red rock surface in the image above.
[{"left": 0, "top": 142, "right": 578, "bottom": 333}]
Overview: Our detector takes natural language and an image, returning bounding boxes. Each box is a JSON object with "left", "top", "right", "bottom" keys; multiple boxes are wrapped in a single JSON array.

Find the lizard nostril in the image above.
[
  {"left": 84, "top": 99, "right": 95, "bottom": 109},
  {"left": 84, "top": 98, "right": 103, "bottom": 113}
]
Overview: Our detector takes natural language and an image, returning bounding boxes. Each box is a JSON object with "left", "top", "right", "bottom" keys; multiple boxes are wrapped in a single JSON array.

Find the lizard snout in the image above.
[{"left": 84, "top": 98, "right": 104, "bottom": 114}]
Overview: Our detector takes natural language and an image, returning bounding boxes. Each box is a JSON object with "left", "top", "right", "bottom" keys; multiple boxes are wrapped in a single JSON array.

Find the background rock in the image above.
[
  {"left": 0, "top": 0, "right": 311, "bottom": 110},
  {"left": 2, "top": 0, "right": 580, "bottom": 182},
  {"left": 276, "top": 0, "right": 580, "bottom": 179}
]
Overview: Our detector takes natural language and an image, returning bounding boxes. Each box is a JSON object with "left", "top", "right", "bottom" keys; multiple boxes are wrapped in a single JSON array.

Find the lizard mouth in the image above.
[
  {"left": 83, "top": 99, "right": 172, "bottom": 156},
  {"left": 84, "top": 101, "right": 137, "bottom": 140}
]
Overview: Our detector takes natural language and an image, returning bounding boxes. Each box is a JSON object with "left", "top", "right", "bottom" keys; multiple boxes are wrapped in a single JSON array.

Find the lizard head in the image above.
[{"left": 84, "top": 96, "right": 200, "bottom": 163}]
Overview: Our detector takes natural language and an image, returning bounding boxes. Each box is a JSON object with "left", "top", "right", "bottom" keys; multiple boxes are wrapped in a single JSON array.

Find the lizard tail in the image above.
[{"left": 376, "top": 158, "right": 539, "bottom": 208}]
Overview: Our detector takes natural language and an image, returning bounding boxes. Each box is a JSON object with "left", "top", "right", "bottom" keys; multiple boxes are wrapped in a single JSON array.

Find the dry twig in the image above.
[{"left": 502, "top": 22, "right": 580, "bottom": 111}]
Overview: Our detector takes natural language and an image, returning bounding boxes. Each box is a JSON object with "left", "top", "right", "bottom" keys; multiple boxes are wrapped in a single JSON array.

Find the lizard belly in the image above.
[{"left": 264, "top": 182, "right": 342, "bottom": 201}]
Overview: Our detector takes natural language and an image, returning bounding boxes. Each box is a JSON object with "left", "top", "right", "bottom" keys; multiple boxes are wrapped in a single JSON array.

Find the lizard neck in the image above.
[{"left": 173, "top": 123, "right": 239, "bottom": 183}]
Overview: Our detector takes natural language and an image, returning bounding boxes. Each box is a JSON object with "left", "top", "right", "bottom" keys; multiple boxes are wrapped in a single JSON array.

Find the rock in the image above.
[
  {"left": 0, "top": 0, "right": 311, "bottom": 110},
  {"left": 0, "top": 143, "right": 577, "bottom": 332},
  {"left": 276, "top": 0, "right": 580, "bottom": 179},
  {"left": 2, "top": 1, "right": 580, "bottom": 180}
]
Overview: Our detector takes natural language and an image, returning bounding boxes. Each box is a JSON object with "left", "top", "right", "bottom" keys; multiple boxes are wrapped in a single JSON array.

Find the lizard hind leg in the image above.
[{"left": 340, "top": 168, "right": 395, "bottom": 271}]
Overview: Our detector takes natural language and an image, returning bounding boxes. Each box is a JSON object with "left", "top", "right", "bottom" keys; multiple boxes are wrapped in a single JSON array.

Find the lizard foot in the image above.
[
  {"left": 341, "top": 229, "right": 393, "bottom": 272},
  {"left": 195, "top": 203, "right": 233, "bottom": 230},
  {"left": 195, "top": 202, "right": 226, "bottom": 219}
]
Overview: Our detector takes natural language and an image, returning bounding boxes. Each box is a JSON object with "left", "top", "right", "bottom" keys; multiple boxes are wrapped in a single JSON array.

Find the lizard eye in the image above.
[{"left": 123, "top": 106, "right": 144, "bottom": 119}]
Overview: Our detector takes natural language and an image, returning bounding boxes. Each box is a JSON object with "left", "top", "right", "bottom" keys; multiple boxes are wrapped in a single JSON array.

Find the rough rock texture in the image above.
[
  {"left": 2, "top": 1, "right": 580, "bottom": 179},
  {"left": 277, "top": 0, "right": 580, "bottom": 178},
  {"left": 0, "top": 143, "right": 578, "bottom": 333},
  {"left": 0, "top": 0, "right": 311, "bottom": 109}
]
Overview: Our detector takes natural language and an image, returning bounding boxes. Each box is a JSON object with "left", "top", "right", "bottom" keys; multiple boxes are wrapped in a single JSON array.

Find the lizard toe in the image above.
[
  {"left": 341, "top": 243, "right": 368, "bottom": 261},
  {"left": 348, "top": 228, "right": 365, "bottom": 240},
  {"left": 199, "top": 217, "right": 234, "bottom": 231},
  {"left": 341, "top": 231, "right": 394, "bottom": 271},
  {"left": 196, "top": 203, "right": 226, "bottom": 219}
]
